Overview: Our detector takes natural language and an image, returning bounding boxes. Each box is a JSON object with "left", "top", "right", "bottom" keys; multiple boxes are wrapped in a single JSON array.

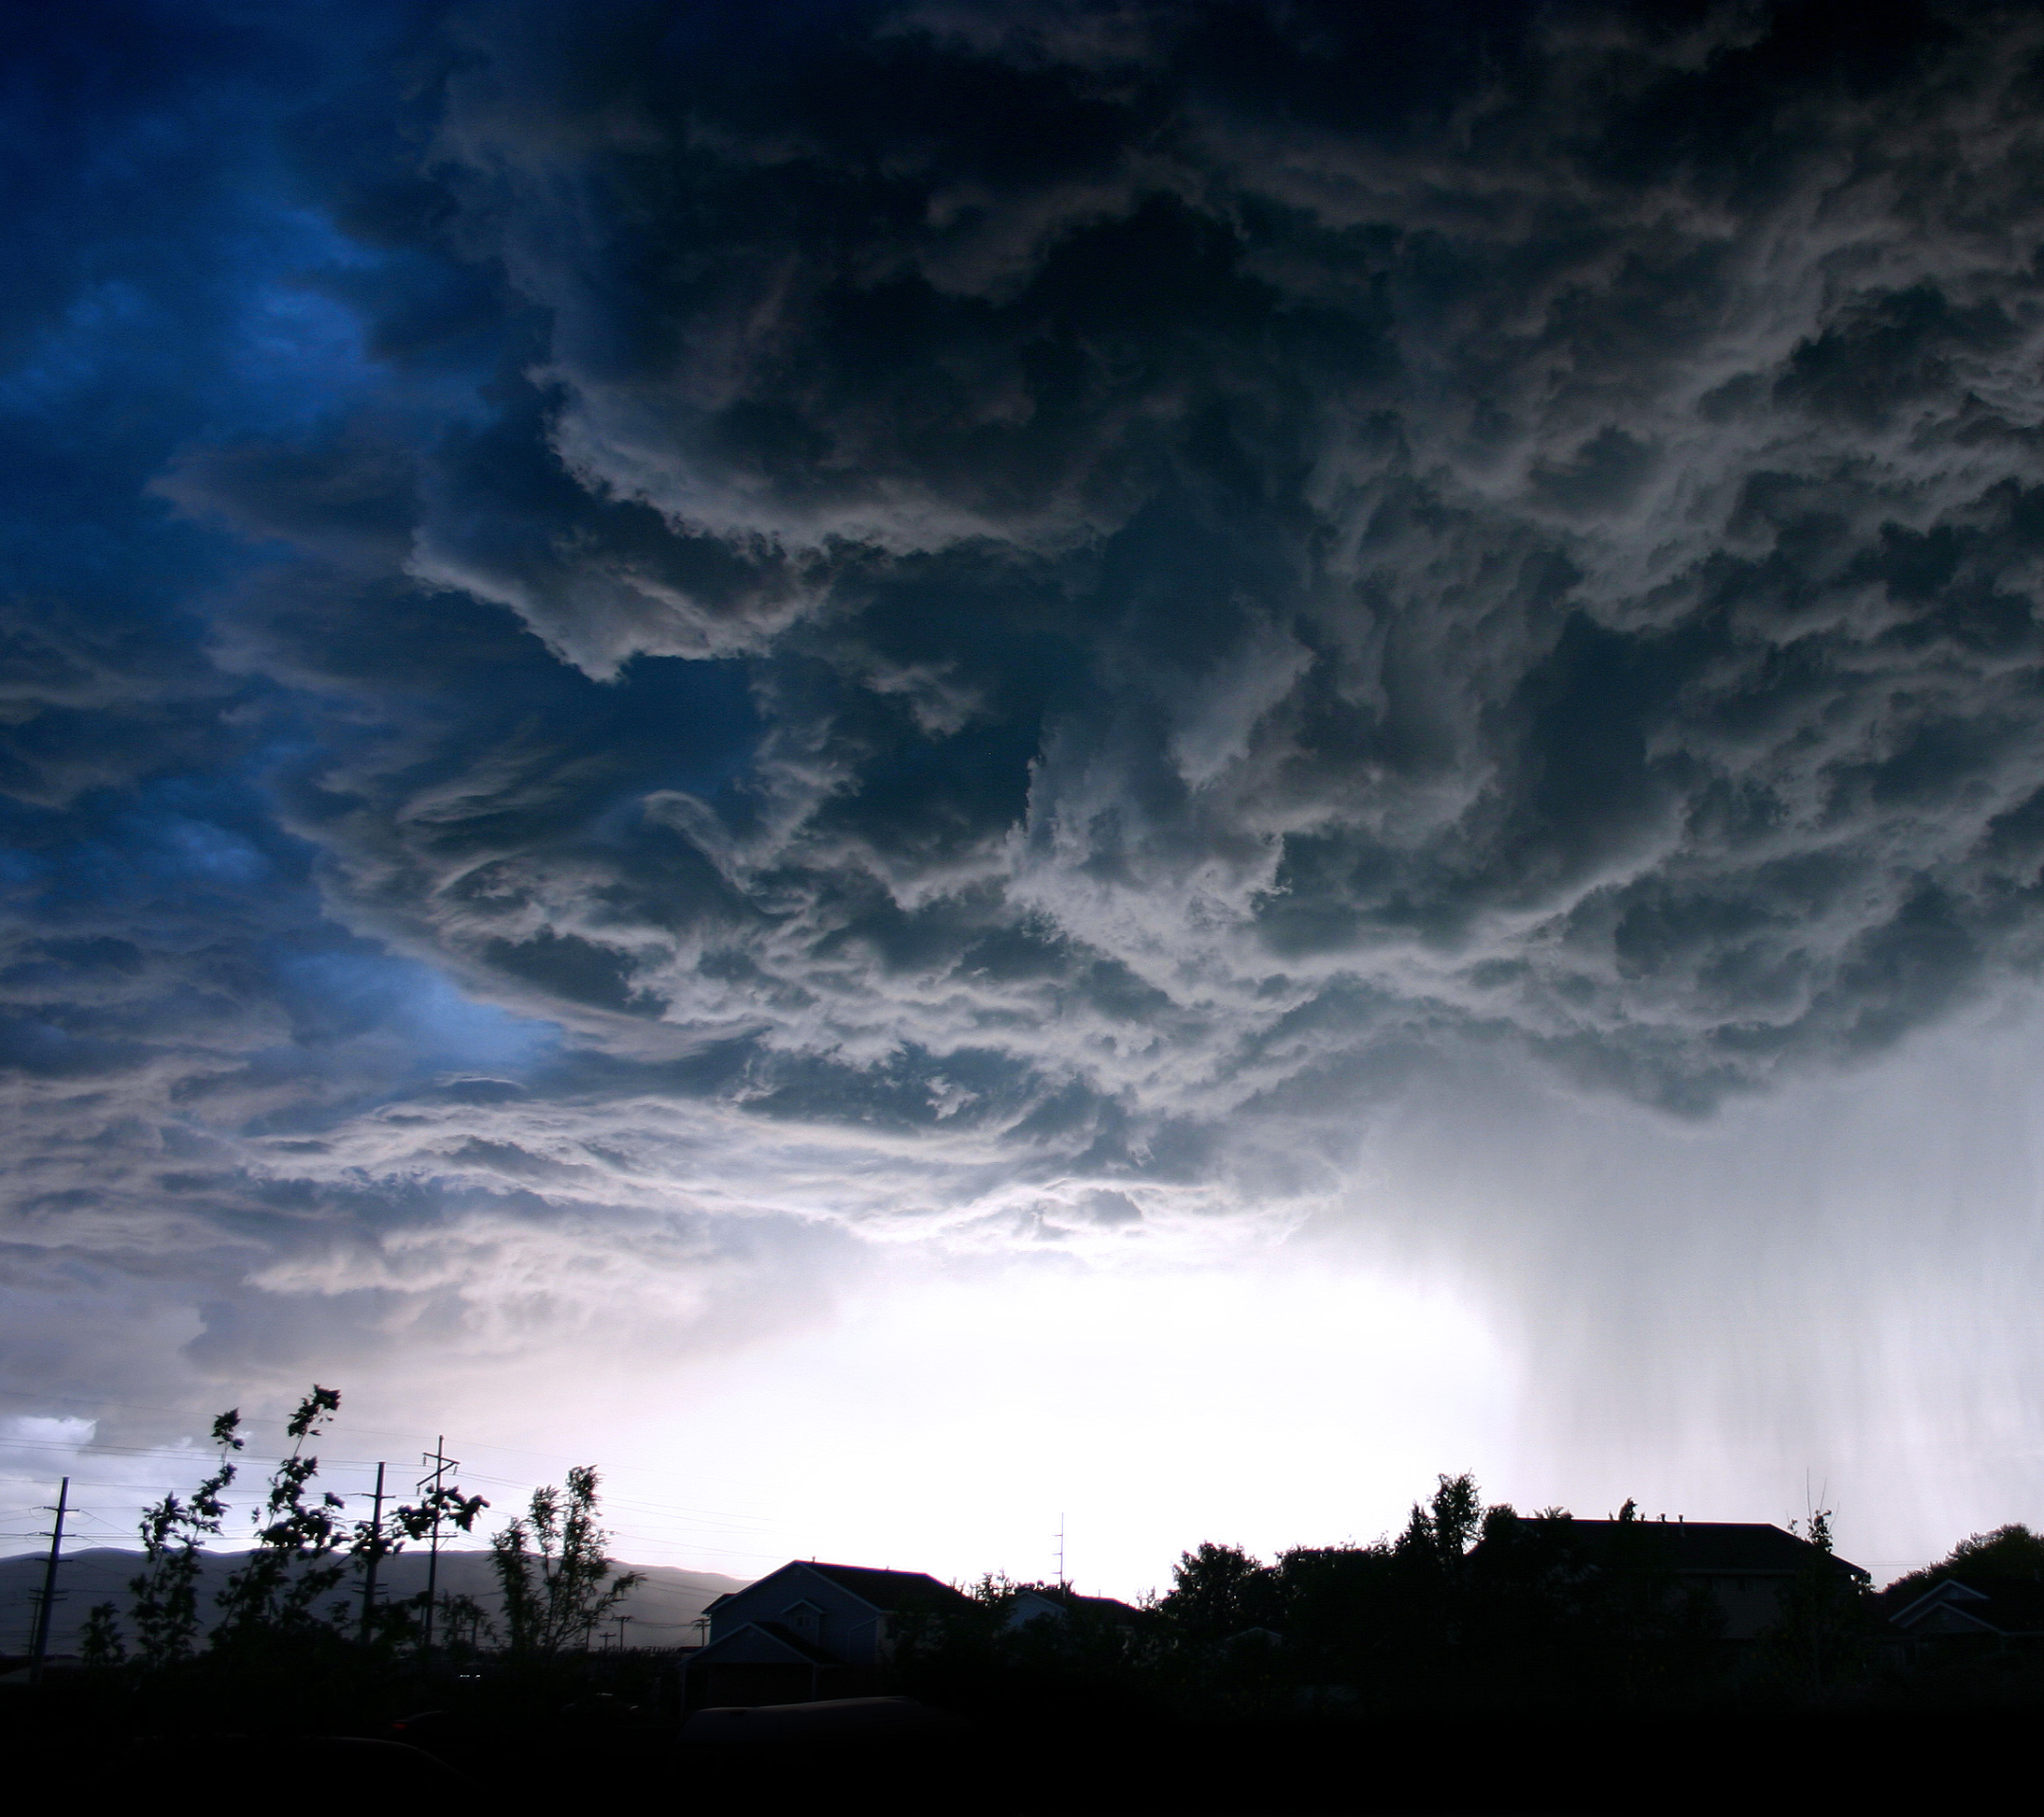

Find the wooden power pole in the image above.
[
  {"left": 416, "top": 1437, "right": 457, "bottom": 1649},
  {"left": 358, "top": 1461, "right": 388, "bottom": 1643},
  {"left": 27, "top": 1476, "right": 68, "bottom": 1686}
]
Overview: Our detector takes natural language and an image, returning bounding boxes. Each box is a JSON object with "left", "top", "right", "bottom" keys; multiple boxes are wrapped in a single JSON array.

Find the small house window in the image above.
[{"left": 783, "top": 1601, "right": 821, "bottom": 1640}]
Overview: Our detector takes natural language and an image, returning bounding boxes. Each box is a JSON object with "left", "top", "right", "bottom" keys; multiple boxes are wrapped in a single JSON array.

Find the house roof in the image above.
[
  {"left": 687, "top": 1619, "right": 839, "bottom": 1668},
  {"left": 1558, "top": 1520, "right": 1861, "bottom": 1577},
  {"left": 1891, "top": 1575, "right": 2044, "bottom": 1635},
  {"left": 752, "top": 1619, "right": 843, "bottom": 1664},
  {"left": 1013, "top": 1586, "right": 1145, "bottom": 1623},
  {"left": 796, "top": 1562, "right": 974, "bottom": 1612}
]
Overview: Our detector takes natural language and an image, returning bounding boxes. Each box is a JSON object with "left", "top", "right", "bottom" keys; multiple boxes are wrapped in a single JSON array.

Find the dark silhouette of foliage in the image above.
[
  {"left": 1762, "top": 1508, "right": 1874, "bottom": 1697},
  {"left": 122, "top": 1408, "right": 242, "bottom": 1667},
  {"left": 435, "top": 1590, "right": 498, "bottom": 1653},
  {"left": 85, "top": 1385, "right": 485, "bottom": 1667},
  {"left": 382, "top": 1480, "right": 490, "bottom": 1645},
  {"left": 1403, "top": 1473, "right": 1482, "bottom": 1567},
  {"left": 80, "top": 1598, "right": 127, "bottom": 1668},
  {"left": 55, "top": 1424, "right": 2032, "bottom": 1737},
  {"left": 1884, "top": 1522, "right": 2044, "bottom": 1606},
  {"left": 211, "top": 1386, "right": 351, "bottom": 1652},
  {"left": 1159, "top": 1542, "right": 1278, "bottom": 1642},
  {"left": 488, "top": 1464, "right": 641, "bottom": 1657},
  {"left": 1269, "top": 1541, "right": 1396, "bottom": 1678}
]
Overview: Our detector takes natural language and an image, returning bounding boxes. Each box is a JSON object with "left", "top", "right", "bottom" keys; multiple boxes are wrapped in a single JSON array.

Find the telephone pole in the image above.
[
  {"left": 27, "top": 1477, "right": 68, "bottom": 1686},
  {"left": 416, "top": 1437, "right": 457, "bottom": 1650},
  {"left": 358, "top": 1462, "right": 388, "bottom": 1644}
]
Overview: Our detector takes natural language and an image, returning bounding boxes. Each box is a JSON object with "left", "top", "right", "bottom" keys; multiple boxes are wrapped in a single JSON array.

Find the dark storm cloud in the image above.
[
  {"left": 12, "top": 0, "right": 2044, "bottom": 1397},
  {"left": 278, "top": 0, "right": 2044, "bottom": 1107}
]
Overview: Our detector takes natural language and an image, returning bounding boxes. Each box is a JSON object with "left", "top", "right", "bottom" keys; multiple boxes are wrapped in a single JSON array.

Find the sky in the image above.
[{"left": 7, "top": 0, "right": 2044, "bottom": 1600}]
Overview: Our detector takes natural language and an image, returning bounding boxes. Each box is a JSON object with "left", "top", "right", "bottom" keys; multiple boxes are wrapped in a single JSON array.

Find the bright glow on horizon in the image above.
[{"left": 625, "top": 1253, "right": 1517, "bottom": 1599}]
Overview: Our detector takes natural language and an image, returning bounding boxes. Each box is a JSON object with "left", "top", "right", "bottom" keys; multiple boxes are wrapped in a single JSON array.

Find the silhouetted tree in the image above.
[
  {"left": 489, "top": 1465, "right": 642, "bottom": 1657},
  {"left": 1267, "top": 1543, "right": 1398, "bottom": 1688},
  {"left": 1763, "top": 1508, "right": 1873, "bottom": 1698},
  {"left": 80, "top": 1598, "right": 127, "bottom": 1669},
  {"left": 436, "top": 1591, "right": 499, "bottom": 1655},
  {"left": 1405, "top": 1473, "right": 1482, "bottom": 1564},
  {"left": 121, "top": 1408, "right": 242, "bottom": 1667},
  {"left": 1159, "top": 1543, "right": 1278, "bottom": 1642},
  {"left": 210, "top": 1386, "right": 350, "bottom": 1652},
  {"left": 1884, "top": 1522, "right": 2044, "bottom": 1606},
  {"left": 1464, "top": 1503, "right": 1596, "bottom": 1689},
  {"left": 85, "top": 1385, "right": 484, "bottom": 1667}
]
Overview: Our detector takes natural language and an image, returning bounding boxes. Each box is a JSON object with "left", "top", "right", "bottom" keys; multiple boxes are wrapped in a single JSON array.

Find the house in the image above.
[
  {"left": 1888, "top": 1576, "right": 2044, "bottom": 1643},
  {"left": 1470, "top": 1517, "right": 1865, "bottom": 1642},
  {"left": 1546, "top": 1519, "right": 1866, "bottom": 1640},
  {"left": 685, "top": 1561, "right": 975, "bottom": 1708},
  {"left": 1004, "top": 1584, "right": 1145, "bottom": 1632}
]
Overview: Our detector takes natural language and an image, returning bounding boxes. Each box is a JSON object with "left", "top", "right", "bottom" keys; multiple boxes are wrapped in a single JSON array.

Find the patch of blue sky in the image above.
[
  {"left": 0, "top": 279, "right": 161, "bottom": 414},
  {"left": 277, "top": 947, "right": 558, "bottom": 1071},
  {"left": 2, "top": 194, "right": 417, "bottom": 453},
  {"left": 227, "top": 282, "right": 377, "bottom": 424},
  {"left": 0, "top": 847, "right": 49, "bottom": 890},
  {"left": 220, "top": 206, "right": 484, "bottom": 429},
  {"left": 0, "top": 773, "right": 304, "bottom": 917},
  {"left": 581, "top": 655, "right": 766, "bottom": 843},
  {"left": 139, "top": 814, "right": 273, "bottom": 886},
  {"left": 403, "top": 966, "right": 559, "bottom": 1070},
  {"left": 23, "top": 829, "right": 273, "bottom": 920}
]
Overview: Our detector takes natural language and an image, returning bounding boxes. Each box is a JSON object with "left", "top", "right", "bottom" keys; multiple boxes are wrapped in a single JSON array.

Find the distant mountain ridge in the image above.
[{"left": 0, "top": 1547, "right": 750, "bottom": 1655}]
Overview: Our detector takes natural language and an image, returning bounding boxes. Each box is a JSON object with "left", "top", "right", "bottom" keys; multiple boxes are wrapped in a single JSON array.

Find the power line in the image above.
[
  {"left": 2, "top": 1409, "right": 802, "bottom": 1574},
  {"left": 2, "top": 1436, "right": 775, "bottom": 1530}
]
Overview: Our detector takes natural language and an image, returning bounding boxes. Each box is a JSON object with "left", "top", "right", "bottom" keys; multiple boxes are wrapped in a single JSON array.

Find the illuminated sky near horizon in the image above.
[{"left": 7, "top": 0, "right": 2044, "bottom": 1597}]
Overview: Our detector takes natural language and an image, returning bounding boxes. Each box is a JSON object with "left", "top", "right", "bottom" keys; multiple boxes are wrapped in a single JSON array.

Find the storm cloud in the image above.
[{"left": 9, "top": 0, "right": 2044, "bottom": 1534}]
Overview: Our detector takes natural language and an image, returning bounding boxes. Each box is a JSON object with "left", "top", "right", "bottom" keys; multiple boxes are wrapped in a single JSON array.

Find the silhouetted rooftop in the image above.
[
  {"left": 1891, "top": 1575, "right": 2044, "bottom": 1634},
  {"left": 1013, "top": 1585, "right": 1146, "bottom": 1623},
  {"left": 749, "top": 1619, "right": 842, "bottom": 1664},
  {"left": 799, "top": 1562, "right": 975, "bottom": 1611},
  {"left": 1558, "top": 1520, "right": 1858, "bottom": 1576}
]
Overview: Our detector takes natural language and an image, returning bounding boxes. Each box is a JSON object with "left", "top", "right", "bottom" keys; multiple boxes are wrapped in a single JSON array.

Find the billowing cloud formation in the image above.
[{"left": 10, "top": 0, "right": 2044, "bottom": 1420}]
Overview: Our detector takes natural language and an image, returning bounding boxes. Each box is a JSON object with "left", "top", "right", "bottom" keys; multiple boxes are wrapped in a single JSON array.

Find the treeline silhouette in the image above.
[
  {"left": 9, "top": 1386, "right": 2044, "bottom": 1811},
  {"left": 898, "top": 1477, "right": 1888, "bottom": 1718}
]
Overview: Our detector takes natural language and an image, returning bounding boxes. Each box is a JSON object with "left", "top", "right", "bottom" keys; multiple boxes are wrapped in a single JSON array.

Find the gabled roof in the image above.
[
  {"left": 1012, "top": 1585, "right": 1145, "bottom": 1623},
  {"left": 687, "top": 1619, "right": 838, "bottom": 1668},
  {"left": 1559, "top": 1520, "right": 1861, "bottom": 1577},
  {"left": 752, "top": 1619, "right": 842, "bottom": 1664},
  {"left": 1891, "top": 1575, "right": 2044, "bottom": 1635},
  {"left": 797, "top": 1562, "right": 974, "bottom": 1612}
]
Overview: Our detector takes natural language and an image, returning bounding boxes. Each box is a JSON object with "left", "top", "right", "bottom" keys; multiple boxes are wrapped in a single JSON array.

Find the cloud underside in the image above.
[{"left": 10, "top": 0, "right": 2044, "bottom": 1370}]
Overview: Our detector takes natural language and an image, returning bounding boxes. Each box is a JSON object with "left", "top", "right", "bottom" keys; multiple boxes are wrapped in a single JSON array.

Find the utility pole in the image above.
[
  {"left": 27, "top": 1477, "right": 68, "bottom": 1686},
  {"left": 1055, "top": 1513, "right": 1067, "bottom": 1593},
  {"left": 358, "top": 1461, "right": 388, "bottom": 1644},
  {"left": 416, "top": 1437, "right": 457, "bottom": 1650}
]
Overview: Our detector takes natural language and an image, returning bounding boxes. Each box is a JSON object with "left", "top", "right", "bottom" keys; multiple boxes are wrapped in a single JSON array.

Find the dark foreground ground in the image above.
[{"left": 10, "top": 1688, "right": 2040, "bottom": 1813}]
